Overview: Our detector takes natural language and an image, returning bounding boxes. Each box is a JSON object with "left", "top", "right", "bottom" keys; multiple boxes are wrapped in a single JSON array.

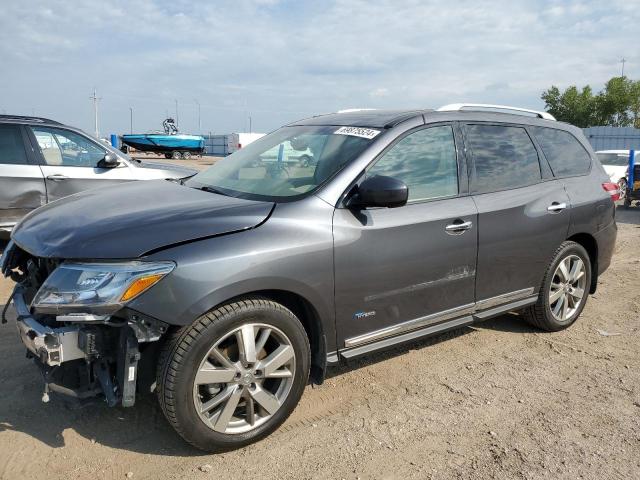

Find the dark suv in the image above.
[{"left": 2, "top": 104, "right": 618, "bottom": 451}]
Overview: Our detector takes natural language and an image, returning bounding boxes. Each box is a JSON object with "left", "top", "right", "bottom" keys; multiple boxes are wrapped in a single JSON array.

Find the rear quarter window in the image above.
[{"left": 530, "top": 127, "right": 591, "bottom": 177}]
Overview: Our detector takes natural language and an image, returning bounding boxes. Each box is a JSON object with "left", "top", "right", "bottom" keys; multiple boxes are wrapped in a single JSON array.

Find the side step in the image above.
[
  {"left": 340, "top": 316, "right": 473, "bottom": 359},
  {"left": 338, "top": 295, "right": 538, "bottom": 360}
]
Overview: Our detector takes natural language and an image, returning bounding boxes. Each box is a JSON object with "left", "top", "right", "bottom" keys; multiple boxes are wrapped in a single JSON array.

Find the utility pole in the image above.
[
  {"left": 129, "top": 107, "right": 133, "bottom": 134},
  {"left": 248, "top": 115, "right": 252, "bottom": 134},
  {"left": 195, "top": 99, "right": 201, "bottom": 133},
  {"left": 621, "top": 58, "right": 626, "bottom": 77},
  {"left": 90, "top": 88, "right": 101, "bottom": 138},
  {"left": 175, "top": 99, "right": 179, "bottom": 127}
]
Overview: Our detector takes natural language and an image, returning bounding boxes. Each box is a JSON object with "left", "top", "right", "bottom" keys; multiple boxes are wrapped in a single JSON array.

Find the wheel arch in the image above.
[
  {"left": 242, "top": 290, "right": 328, "bottom": 385},
  {"left": 567, "top": 232, "right": 598, "bottom": 294},
  {"left": 182, "top": 287, "right": 331, "bottom": 385}
]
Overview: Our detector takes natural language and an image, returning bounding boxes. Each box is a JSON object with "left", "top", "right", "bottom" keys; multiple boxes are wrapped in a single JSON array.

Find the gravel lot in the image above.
[{"left": 0, "top": 187, "right": 638, "bottom": 479}]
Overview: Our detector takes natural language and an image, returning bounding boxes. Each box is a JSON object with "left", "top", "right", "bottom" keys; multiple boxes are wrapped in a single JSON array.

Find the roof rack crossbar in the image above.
[{"left": 436, "top": 103, "right": 555, "bottom": 121}]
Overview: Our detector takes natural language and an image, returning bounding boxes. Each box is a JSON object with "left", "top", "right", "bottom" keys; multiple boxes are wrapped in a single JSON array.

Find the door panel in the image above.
[
  {"left": 40, "top": 165, "right": 136, "bottom": 202},
  {"left": 0, "top": 164, "right": 46, "bottom": 228},
  {"left": 473, "top": 181, "right": 570, "bottom": 300},
  {"left": 0, "top": 124, "right": 46, "bottom": 228},
  {"left": 463, "top": 122, "right": 571, "bottom": 301},
  {"left": 334, "top": 197, "right": 478, "bottom": 345}
]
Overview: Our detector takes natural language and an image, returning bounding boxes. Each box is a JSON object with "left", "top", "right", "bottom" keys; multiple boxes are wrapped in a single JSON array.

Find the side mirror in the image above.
[
  {"left": 348, "top": 175, "right": 408, "bottom": 209},
  {"left": 97, "top": 153, "right": 119, "bottom": 168}
]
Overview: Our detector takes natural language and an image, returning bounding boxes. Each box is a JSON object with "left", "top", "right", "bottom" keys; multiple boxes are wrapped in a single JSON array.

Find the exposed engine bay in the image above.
[{"left": 1, "top": 240, "right": 169, "bottom": 407}]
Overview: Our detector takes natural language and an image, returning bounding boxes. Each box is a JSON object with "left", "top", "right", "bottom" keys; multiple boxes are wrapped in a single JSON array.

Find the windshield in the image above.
[
  {"left": 597, "top": 152, "right": 630, "bottom": 166},
  {"left": 185, "top": 125, "right": 377, "bottom": 200}
]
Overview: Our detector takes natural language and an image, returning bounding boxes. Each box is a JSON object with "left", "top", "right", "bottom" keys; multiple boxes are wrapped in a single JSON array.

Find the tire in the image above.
[
  {"left": 624, "top": 197, "right": 632, "bottom": 209},
  {"left": 182, "top": 151, "right": 192, "bottom": 160},
  {"left": 157, "top": 298, "right": 310, "bottom": 452},
  {"left": 164, "top": 153, "right": 172, "bottom": 159},
  {"left": 171, "top": 151, "right": 182, "bottom": 160},
  {"left": 618, "top": 178, "right": 627, "bottom": 200},
  {"left": 524, "top": 241, "right": 591, "bottom": 332}
]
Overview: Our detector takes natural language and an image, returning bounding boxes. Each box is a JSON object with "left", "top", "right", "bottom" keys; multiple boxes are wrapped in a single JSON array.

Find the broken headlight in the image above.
[{"left": 31, "top": 261, "right": 174, "bottom": 315}]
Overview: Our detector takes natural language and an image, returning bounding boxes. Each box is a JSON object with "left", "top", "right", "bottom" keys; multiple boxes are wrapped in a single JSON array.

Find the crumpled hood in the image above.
[{"left": 11, "top": 180, "right": 274, "bottom": 259}]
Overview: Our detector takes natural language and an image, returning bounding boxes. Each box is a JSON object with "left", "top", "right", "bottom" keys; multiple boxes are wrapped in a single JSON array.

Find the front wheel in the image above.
[
  {"left": 157, "top": 299, "right": 310, "bottom": 452},
  {"left": 524, "top": 241, "right": 591, "bottom": 331}
]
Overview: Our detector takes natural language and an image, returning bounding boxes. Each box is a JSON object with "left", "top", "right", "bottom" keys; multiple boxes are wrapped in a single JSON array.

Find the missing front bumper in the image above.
[
  {"left": 12, "top": 287, "right": 86, "bottom": 366},
  {"left": 7, "top": 286, "right": 143, "bottom": 407}
]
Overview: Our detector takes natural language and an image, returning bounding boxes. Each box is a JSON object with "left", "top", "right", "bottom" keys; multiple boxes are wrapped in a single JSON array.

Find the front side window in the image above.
[
  {"left": 531, "top": 127, "right": 591, "bottom": 177},
  {"left": 186, "top": 125, "right": 376, "bottom": 200},
  {"left": 0, "top": 124, "right": 29, "bottom": 165},
  {"left": 366, "top": 125, "right": 458, "bottom": 202},
  {"left": 31, "top": 127, "right": 108, "bottom": 167},
  {"left": 465, "top": 124, "right": 541, "bottom": 193}
]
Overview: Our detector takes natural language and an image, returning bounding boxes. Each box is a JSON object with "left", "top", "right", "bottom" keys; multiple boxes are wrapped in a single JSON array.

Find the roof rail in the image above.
[
  {"left": 336, "top": 108, "right": 377, "bottom": 114},
  {"left": 436, "top": 103, "right": 556, "bottom": 121},
  {"left": 0, "top": 114, "right": 63, "bottom": 125}
]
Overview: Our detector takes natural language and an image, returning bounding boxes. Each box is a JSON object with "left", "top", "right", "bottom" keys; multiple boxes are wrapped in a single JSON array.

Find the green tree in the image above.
[
  {"left": 541, "top": 85, "right": 597, "bottom": 127},
  {"left": 541, "top": 76, "right": 640, "bottom": 128}
]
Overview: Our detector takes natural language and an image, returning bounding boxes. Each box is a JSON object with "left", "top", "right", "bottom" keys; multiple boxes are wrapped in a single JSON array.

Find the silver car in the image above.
[{"left": 0, "top": 115, "right": 197, "bottom": 233}]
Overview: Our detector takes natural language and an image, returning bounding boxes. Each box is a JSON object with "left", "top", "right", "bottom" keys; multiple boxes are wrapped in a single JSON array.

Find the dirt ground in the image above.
[{"left": 0, "top": 204, "right": 638, "bottom": 480}]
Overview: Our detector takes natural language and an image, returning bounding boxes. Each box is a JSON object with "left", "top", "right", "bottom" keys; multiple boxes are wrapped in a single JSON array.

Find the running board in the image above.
[
  {"left": 340, "top": 316, "right": 473, "bottom": 359},
  {"left": 338, "top": 295, "right": 538, "bottom": 360}
]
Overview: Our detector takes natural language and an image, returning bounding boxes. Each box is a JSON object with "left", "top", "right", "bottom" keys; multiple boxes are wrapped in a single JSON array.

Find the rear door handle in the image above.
[
  {"left": 547, "top": 202, "right": 567, "bottom": 213},
  {"left": 445, "top": 220, "right": 473, "bottom": 235},
  {"left": 46, "top": 174, "right": 68, "bottom": 181}
]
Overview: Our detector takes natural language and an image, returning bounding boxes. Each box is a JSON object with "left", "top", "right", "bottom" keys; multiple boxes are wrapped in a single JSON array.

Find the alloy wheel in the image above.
[
  {"left": 193, "top": 323, "right": 296, "bottom": 434},
  {"left": 549, "top": 255, "right": 587, "bottom": 322}
]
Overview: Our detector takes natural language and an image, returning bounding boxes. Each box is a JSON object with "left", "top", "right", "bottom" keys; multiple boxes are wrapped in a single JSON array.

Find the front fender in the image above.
[{"left": 128, "top": 197, "right": 337, "bottom": 352}]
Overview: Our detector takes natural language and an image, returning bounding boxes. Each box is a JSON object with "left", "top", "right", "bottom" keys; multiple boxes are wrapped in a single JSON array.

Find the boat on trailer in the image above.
[{"left": 121, "top": 119, "right": 205, "bottom": 159}]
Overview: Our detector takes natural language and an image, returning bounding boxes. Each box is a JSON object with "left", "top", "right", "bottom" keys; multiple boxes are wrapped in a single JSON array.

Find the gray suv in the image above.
[
  {"left": 1, "top": 104, "right": 618, "bottom": 452},
  {"left": 0, "top": 115, "right": 196, "bottom": 233}
]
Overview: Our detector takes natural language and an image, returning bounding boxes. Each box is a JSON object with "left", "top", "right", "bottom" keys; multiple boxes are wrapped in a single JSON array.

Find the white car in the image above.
[{"left": 595, "top": 150, "right": 632, "bottom": 195}]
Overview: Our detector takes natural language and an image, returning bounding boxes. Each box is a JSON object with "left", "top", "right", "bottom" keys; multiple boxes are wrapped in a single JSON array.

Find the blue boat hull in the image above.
[{"left": 121, "top": 134, "right": 205, "bottom": 153}]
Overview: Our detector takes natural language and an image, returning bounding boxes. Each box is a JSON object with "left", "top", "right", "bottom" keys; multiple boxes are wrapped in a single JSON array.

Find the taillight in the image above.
[{"left": 602, "top": 182, "right": 620, "bottom": 201}]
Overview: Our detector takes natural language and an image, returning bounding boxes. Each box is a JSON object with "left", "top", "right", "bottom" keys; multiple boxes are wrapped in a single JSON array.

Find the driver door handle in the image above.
[
  {"left": 547, "top": 202, "right": 567, "bottom": 213},
  {"left": 46, "top": 174, "right": 69, "bottom": 181},
  {"left": 445, "top": 220, "right": 473, "bottom": 235}
]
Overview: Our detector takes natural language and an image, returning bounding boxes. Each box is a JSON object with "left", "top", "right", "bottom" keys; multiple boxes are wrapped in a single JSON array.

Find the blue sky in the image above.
[{"left": 1, "top": 0, "right": 638, "bottom": 136}]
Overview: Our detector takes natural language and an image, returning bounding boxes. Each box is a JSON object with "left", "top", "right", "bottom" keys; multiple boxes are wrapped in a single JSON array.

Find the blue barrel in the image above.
[{"left": 110, "top": 134, "right": 118, "bottom": 148}]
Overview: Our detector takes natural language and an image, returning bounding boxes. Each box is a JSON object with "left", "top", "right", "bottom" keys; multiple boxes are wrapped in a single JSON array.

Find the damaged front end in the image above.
[{"left": 1, "top": 240, "right": 172, "bottom": 407}]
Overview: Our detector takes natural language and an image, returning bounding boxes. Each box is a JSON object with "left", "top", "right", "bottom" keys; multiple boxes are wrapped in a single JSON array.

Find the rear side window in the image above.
[
  {"left": 0, "top": 124, "right": 29, "bottom": 165},
  {"left": 465, "top": 124, "right": 541, "bottom": 193},
  {"left": 530, "top": 127, "right": 591, "bottom": 177}
]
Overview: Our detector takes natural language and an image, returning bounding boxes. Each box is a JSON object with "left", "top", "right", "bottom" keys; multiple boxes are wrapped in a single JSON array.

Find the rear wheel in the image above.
[
  {"left": 182, "top": 151, "right": 192, "bottom": 160},
  {"left": 618, "top": 178, "right": 627, "bottom": 200},
  {"left": 171, "top": 151, "right": 182, "bottom": 160},
  {"left": 524, "top": 241, "right": 591, "bottom": 331},
  {"left": 157, "top": 299, "right": 310, "bottom": 452}
]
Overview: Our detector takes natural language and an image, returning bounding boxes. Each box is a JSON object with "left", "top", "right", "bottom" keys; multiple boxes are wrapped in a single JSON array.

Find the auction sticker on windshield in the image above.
[{"left": 334, "top": 126, "right": 381, "bottom": 139}]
